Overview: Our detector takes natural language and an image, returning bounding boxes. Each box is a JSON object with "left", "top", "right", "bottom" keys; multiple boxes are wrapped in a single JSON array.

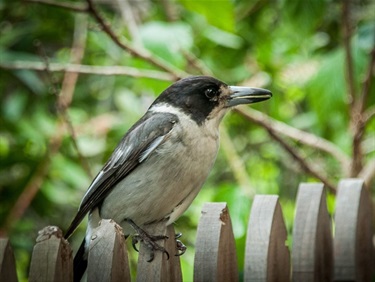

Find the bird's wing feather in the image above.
[
  {"left": 139, "top": 136, "right": 165, "bottom": 162},
  {"left": 64, "top": 112, "right": 178, "bottom": 238}
]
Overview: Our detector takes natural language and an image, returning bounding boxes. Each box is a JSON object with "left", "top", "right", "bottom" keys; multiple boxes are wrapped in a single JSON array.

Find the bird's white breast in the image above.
[{"left": 99, "top": 104, "right": 221, "bottom": 234}]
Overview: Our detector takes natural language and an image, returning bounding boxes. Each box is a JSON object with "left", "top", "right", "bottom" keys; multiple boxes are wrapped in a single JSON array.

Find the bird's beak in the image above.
[{"left": 226, "top": 86, "right": 272, "bottom": 107}]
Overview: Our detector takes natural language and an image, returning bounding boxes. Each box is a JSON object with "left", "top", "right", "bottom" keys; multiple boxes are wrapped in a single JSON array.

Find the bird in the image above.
[{"left": 64, "top": 75, "right": 272, "bottom": 280}]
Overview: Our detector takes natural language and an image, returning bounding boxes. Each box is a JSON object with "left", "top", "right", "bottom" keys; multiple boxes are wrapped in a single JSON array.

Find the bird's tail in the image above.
[{"left": 73, "top": 238, "right": 87, "bottom": 282}]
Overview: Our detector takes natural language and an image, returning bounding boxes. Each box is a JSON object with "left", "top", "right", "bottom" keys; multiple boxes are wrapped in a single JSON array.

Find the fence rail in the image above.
[{"left": 1, "top": 178, "right": 374, "bottom": 281}]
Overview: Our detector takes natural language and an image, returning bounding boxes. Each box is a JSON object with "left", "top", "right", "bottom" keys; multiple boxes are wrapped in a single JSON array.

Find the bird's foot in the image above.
[
  {"left": 175, "top": 233, "right": 187, "bottom": 256},
  {"left": 127, "top": 219, "right": 169, "bottom": 262}
]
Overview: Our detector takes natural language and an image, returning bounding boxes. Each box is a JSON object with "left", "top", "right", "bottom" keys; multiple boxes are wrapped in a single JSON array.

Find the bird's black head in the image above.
[{"left": 151, "top": 76, "right": 272, "bottom": 125}]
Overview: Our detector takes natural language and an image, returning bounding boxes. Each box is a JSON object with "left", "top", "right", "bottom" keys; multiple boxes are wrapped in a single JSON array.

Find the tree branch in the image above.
[
  {"left": 342, "top": 0, "right": 369, "bottom": 177},
  {"left": 0, "top": 61, "right": 175, "bottom": 81},
  {"left": 235, "top": 107, "right": 337, "bottom": 194},
  {"left": 58, "top": 14, "right": 88, "bottom": 110},
  {"left": 114, "top": 0, "right": 142, "bottom": 47},
  {"left": 3, "top": 126, "right": 64, "bottom": 234},
  {"left": 269, "top": 127, "right": 336, "bottom": 194},
  {"left": 358, "top": 159, "right": 375, "bottom": 189},
  {"left": 85, "top": 0, "right": 185, "bottom": 80},
  {"left": 342, "top": 0, "right": 356, "bottom": 109},
  {"left": 25, "top": 0, "right": 187, "bottom": 79},
  {"left": 364, "top": 105, "right": 375, "bottom": 124},
  {"left": 3, "top": 15, "right": 90, "bottom": 234},
  {"left": 358, "top": 45, "right": 375, "bottom": 114},
  {"left": 234, "top": 107, "right": 350, "bottom": 174},
  {"left": 57, "top": 14, "right": 92, "bottom": 178},
  {"left": 351, "top": 45, "right": 375, "bottom": 172},
  {"left": 182, "top": 50, "right": 214, "bottom": 76}
]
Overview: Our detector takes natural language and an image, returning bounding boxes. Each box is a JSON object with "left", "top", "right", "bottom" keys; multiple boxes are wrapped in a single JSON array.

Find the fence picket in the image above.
[
  {"left": 194, "top": 202, "right": 238, "bottom": 282},
  {"left": 244, "top": 195, "right": 290, "bottom": 282},
  {"left": 87, "top": 219, "right": 130, "bottom": 281},
  {"left": 0, "top": 238, "right": 18, "bottom": 282},
  {"left": 334, "top": 179, "right": 374, "bottom": 281},
  {"left": 3, "top": 179, "right": 374, "bottom": 281},
  {"left": 292, "top": 183, "right": 333, "bottom": 282},
  {"left": 29, "top": 226, "right": 73, "bottom": 282},
  {"left": 136, "top": 221, "right": 182, "bottom": 282}
]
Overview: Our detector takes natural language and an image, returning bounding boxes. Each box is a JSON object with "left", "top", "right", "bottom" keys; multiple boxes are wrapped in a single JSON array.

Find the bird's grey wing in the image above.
[{"left": 64, "top": 112, "right": 178, "bottom": 238}]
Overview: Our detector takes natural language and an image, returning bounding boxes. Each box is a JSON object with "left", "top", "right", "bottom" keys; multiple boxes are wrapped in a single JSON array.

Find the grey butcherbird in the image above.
[{"left": 65, "top": 76, "right": 272, "bottom": 280}]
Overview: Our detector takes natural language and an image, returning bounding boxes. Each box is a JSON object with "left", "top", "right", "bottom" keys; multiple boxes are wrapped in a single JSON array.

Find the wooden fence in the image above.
[{"left": 1, "top": 178, "right": 374, "bottom": 281}]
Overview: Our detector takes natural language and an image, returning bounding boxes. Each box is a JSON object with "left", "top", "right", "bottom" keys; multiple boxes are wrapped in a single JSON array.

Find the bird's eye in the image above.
[{"left": 205, "top": 88, "right": 218, "bottom": 100}]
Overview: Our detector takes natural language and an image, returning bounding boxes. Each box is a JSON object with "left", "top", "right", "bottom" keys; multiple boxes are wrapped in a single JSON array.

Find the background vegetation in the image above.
[{"left": 0, "top": 0, "right": 374, "bottom": 280}]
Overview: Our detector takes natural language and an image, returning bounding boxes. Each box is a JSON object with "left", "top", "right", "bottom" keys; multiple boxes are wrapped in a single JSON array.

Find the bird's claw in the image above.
[
  {"left": 132, "top": 236, "right": 139, "bottom": 252},
  {"left": 132, "top": 233, "right": 169, "bottom": 262},
  {"left": 175, "top": 239, "right": 187, "bottom": 256},
  {"left": 128, "top": 219, "right": 169, "bottom": 262},
  {"left": 175, "top": 233, "right": 187, "bottom": 256}
]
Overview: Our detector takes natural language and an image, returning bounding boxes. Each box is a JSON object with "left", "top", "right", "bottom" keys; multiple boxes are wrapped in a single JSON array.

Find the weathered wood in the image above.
[
  {"left": 244, "top": 195, "right": 290, "bottom": 282},
  {"left": 29, "top": 226, "right": 73, "bottom": 282},
  {"left": 292, "top": 183, "right": 333, "bottom": 282},
  {"left": 194, "top": 202, "right": 238, "bottom": 282},
  {"left": 334, "top": 179, "right": 374, "bottom": 282},
  {"left": 11, "top": 179, "right": 375, "bottom": 281},
  {"left": 87, "top": 219, "right": 130, "bottom": 282},
  {"left": 136, "top": 221, "right": 182, "bottom": 282},
  {"left": 0, "top": 238, "right": 18, "bottom": 282}
]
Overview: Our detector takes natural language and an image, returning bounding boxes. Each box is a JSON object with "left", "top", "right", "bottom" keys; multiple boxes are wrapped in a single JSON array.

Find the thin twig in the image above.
[
  {"left": 364, "top": 105, "right": 375, "bottom": 124},
  {"left": 0, "top": 61, "right": 176, "bottom": 81},
  {"left": 25, "top": 0, "right": 186, "bottom": 79},
  {"left": 342, "top": 0, "right": 356, "bottom": 109},
  {"left": 350, "top": 45, "right": 375, "bottom": 179},
  {"left": 3, "top": 15, "right": 90, "bottom": 234},
  {"left": 24, "top": 0, "right": 88, "bottom": 12},
  {"left": 267, "top": 129, "right": 336, "bottom": 194},
  {"left": 3, "top": 126, "right": 64, "bottom": 234},
  {"left": 220, "top": 125, "right": 255, "bottom": 197},
  {"left": 358, "top": 44, "right": 375, "bottom": 115},
  {"left": 58, "top": 14, "right": 88, "bottom": 110},
  {"left": 115, "top": 0, "right": 142, "bottom": 47},
  {"left": 358, "top": 160, "right": 375, "bottom": 189},
  {"left": 160, "top": 0, "right": 179, "bottom": 21},
  {"left": 182, "top": 50, "right": 214, "bottom": 76},
  {"left": 236, "top": 107, "right": 337, "bottom": 194},
  {"left": 234, "top": 107, "right": 350, "bottom": 174},
  {"left": 85, "top": 0, "right": 185, "bottom": 80},
  {"left": 58, "top": 14, "right": 92, "bottom": 177},
  {"left": 61, "top": 110, "right": 92, "bottom": 177},
  {"left": 342, "top": 1, "right": 366, "bottom": 176},
  {"left": 350, "top": 114, "right": 365, "bottom": 177}
]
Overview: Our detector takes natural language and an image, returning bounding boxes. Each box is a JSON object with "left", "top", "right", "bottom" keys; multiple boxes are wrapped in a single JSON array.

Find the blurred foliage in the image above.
[{"left": 0, "top": 0, "right": 374, "bottom": 280}]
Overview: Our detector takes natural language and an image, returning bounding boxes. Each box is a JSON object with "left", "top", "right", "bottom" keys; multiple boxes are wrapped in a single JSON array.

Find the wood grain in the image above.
[
  {"left": 194, "top": 202, "right": 238, "bottom": 282},
  {"left": 87, "top": 219, "right": 130, "bottom": 282},
  {"left": 29, "top": 226, "right": 73, "bottom": 282},
  {"left": 244, "top": 195, "right": 290, "bottom": 282},
  {"left": 0, "top": 238, "right": 18, "bottom": 282},
  {"left": 136, "top": 221, "right": 182, "bottom": 282},
  {"left": 334, "top": 179, "right": 374, "bottom": 281},
  {"left": 292, "top": 183, "right": 333, "bottom": 282}
]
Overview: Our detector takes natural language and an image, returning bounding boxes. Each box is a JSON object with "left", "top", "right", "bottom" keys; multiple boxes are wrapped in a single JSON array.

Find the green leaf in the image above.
[
  {"left": 0, "top": 135, "right": 10, "bottom": 157},
  {"left": 1, "top": 91, "right": 28, "bottom": 122},
  {"left": 282, "top": 0, "right": 327, "bottom": 33},
  {"left": 140, "top": 21, "right": 193, "bottom": 67},
  {"left": 203, "top": 26, "right": 244, "bottom": 49},
  {"left": 0, "top": 23, "right": 33, "bottom": 48},
  {"left": 13, "top": 70, "right": 46, "bottom": 95},
  {"left": 179, "top": 0, "right": 235, "bottom": 32},
  {"left": 48, "top": 154, "right": 89, "bottom": 190}
]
